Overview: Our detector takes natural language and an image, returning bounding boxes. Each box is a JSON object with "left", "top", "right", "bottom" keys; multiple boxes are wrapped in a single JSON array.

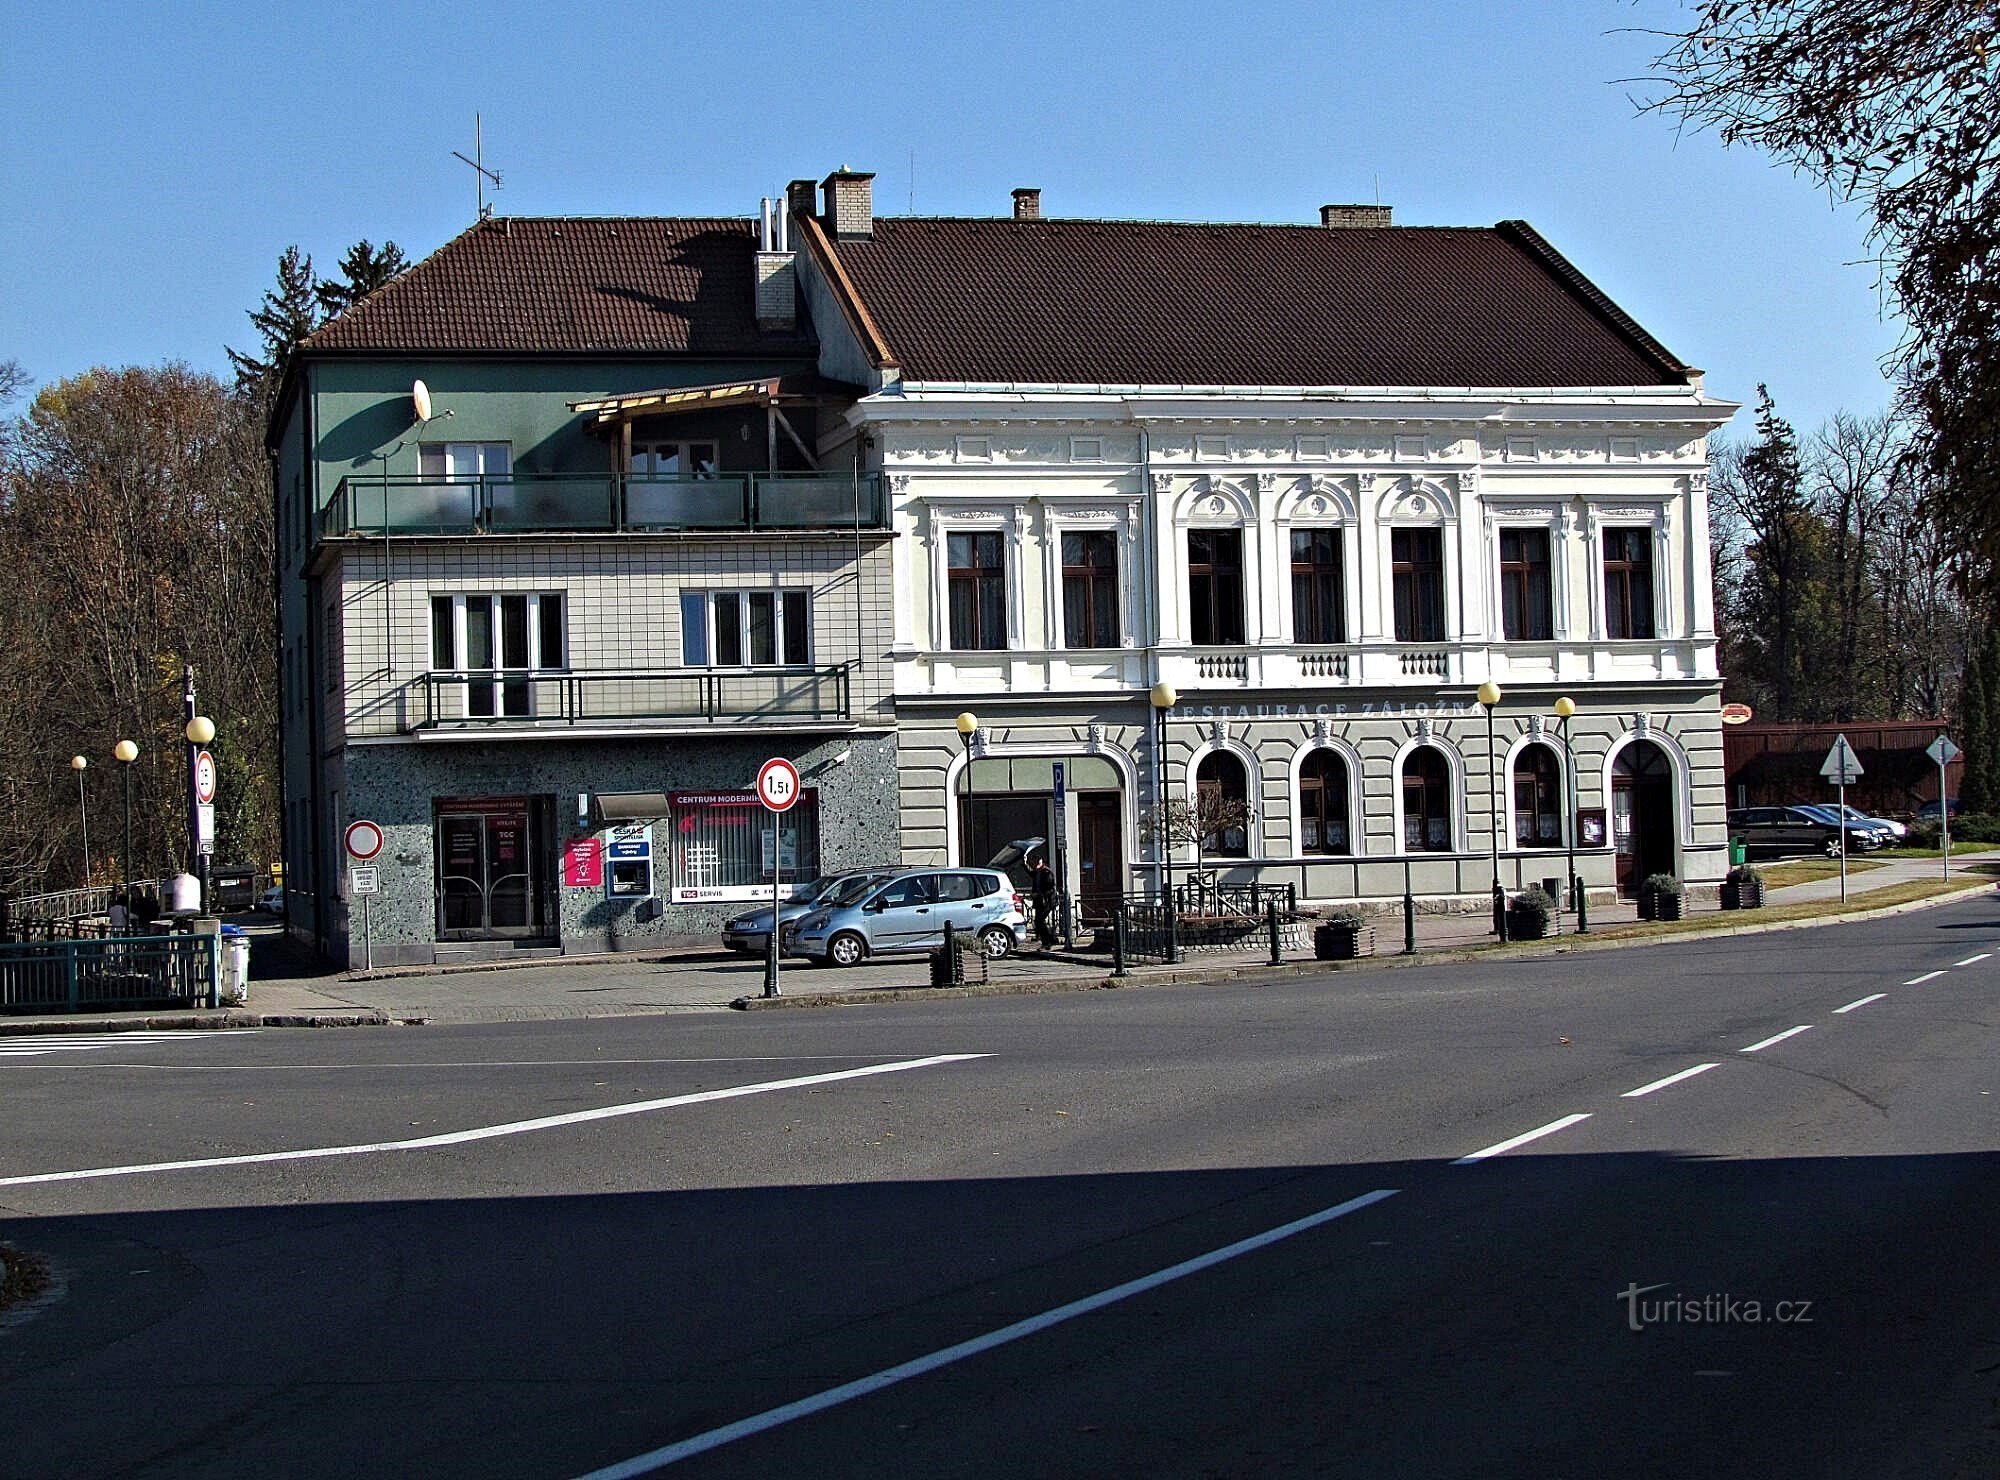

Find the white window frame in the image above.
[
  {"left": 630, "top": 440, "right": 721, "bottom": 478},
  {"left": 680, "top": 588, "right": 814, "bottom": 669},
  {"left": 430, "top": 591, "right": 567, "bottom": 718},
  {"left": 420, "top": 442, "right": 512, "bottom": 480}
]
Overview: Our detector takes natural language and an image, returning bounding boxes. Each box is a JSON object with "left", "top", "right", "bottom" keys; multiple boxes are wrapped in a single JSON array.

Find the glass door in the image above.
[{"left": 436, "top": 799, "right": 543, "bottom": 939}]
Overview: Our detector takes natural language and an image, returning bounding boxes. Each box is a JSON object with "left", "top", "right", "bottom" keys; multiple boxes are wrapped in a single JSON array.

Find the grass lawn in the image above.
[
  {"left": 1569, "top": 871, "right": 1998, "bottom": 945},
  {"left": 1874, "top": 841, "right": 2000, "bottom": 858},
  {"left": 1759, "top": 857, "right": 1887, "bottom": 887}
]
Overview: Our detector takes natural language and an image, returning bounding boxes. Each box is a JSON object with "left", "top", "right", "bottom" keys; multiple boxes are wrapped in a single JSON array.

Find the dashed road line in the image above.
[
  {"left": 1904, "top": 971, "right": 1946, "bottom": 985},
  {"left": 570, "top": 1187, "right": 1400, "bottom": 1478},
  {"left": 1953, "top": 953, "right": 1991, "bottom": 967},
  {"left": 1620, "top": 1063, "right": 1720, "bottom": 1099},
  {"left": 1452, "top": 1113, "right": 1592, "bottom": 1165},
  {"left": 1833, "top": 994, "right": 1886, "bottom": 1015},
  {"left": 0, "top": 1054, "right": 988, "bottom": 1188},
  {"left": 1741, "top": 1025, "right": 1813, "bottom": 1054}
]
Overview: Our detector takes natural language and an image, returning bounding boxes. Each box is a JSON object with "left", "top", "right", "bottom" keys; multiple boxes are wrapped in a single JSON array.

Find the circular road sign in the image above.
[
  {"left": 194, "top": 749, "right": 217, "bottom": 804},
  {"left": 344, "top": 819, "right": 385, "bottom": 861},
  {"left": 756, "top": 757, "right": 801, "bottom": 813},
  {"left": 1720, "top": 702, "right": 1755, "bottom": 725}
]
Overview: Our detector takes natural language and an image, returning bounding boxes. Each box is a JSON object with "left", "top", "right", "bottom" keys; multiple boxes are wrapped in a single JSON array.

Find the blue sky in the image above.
[{"left": 2, "top": 0, "right": 1899, "bottom": 436}]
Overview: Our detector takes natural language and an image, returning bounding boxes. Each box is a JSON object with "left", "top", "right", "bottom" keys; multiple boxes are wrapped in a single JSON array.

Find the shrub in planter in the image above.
[
  {"left": 1314, "top": 906, "right": 1375, "bottom": 961},
  {"left": 1640, "top": 873, "right": 1686, "bottom": 922},
  {"left": 1720, "top": 865, "right": 1765, "bottom": 911},
  {"left": 1507, "top": 884, "right": 1557, "bottom": 940}
]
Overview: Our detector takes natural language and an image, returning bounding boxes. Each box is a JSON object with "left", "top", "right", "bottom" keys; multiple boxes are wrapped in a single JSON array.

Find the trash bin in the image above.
[
  {"left": 1729, "top": 835, "right": 1748, "bottom": 867},
  {"left": 218, "top": 924, "right": 250, "bottom": 1005}
]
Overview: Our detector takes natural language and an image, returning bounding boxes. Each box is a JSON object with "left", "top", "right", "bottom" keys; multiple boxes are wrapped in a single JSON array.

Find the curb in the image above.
[{"left": 0, "top": 1007, "right": 397, "bottom": 1035}]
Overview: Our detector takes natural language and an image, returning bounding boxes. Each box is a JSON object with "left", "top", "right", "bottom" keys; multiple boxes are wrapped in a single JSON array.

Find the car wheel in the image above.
[
  {"left": 828, "top": 932, "right": 867, "bottom": 968},
  {"left": 980, "top": 926, "right": 1014, "bottom": 959},
  {"left": 1822, "top": 837, "right": 1842, "bottom": 858}
]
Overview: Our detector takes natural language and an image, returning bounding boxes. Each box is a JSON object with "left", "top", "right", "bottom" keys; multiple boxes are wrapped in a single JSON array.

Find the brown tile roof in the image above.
[
  {"left": 301, "top": 217, "right": 815, "bottom": 356},
  {"left": 821, "top": 217, "right": 1690, "bottom": 388}
]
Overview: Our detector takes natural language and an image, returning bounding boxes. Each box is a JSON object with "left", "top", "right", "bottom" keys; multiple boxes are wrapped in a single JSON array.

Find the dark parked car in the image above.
[
  {"left": 722, "top": 870, "right": 892, "bottom": 954},
  {"left": 1729, "top": 806, "right": 1855, "bottom": 859},
  {"left": 1795, "top": 804, "right": 1891, "bottom": 850},
  {"left": 1916, "top": 797, "right": 1962, "bottom": 821}
]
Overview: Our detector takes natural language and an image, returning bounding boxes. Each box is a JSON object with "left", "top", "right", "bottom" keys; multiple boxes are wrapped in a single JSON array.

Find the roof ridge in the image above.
[{"left": 871, "top": 215, "right": 1483, "bottom": 231}]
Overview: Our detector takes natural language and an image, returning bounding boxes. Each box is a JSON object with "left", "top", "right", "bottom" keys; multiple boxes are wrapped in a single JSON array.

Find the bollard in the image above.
[
  {"left": 942, "top": 921, "right": 960, "bottom": 986},
  {"left": 1060, "top": 889, "right": 1075, "bottom": 950},
  {"left": 1403, "top": 888, "right": 1417, "bottom": 956},
  {"left": 1574, "top": 876, "right": 1589, "bottom": 934},
  {"left": 1267, "top": 900, "right": 1283, "bottom": 966},
  {"left": 1112, "top": 910, "right": 1129, "bottom": 977}
]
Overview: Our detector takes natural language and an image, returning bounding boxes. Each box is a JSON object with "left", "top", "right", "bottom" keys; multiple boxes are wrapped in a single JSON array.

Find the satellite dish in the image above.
[{"left": 412, "top": 380, "right": 433, "bottom": 422}]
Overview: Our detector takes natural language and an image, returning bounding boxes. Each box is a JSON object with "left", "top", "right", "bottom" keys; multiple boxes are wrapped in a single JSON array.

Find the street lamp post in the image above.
[
  {"left": 955, "top": 711, "right": 980, "bottom": 866},
  {"left": 185, "top": 706, "right": 216, "bottom": 915},
  {"left": 1151, "top": 681, "right": 1181, "bottom": 965},
  {"left": 71, "top": 755, "right": 90, "bottom": 889},
  {"left": 114, "top": 739, "right": 138, "bottom": 923},
  {"left": 1478, "top": 681, "right": 1507, "bottom": 941},
  {"left": 1553, "top": 696, "right": 1582, "bottom": 932}
]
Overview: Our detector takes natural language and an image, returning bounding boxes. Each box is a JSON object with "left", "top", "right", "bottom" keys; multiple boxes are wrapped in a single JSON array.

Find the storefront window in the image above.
[{"left": 669, "top": 789, "right": 820, "bottom": 902}]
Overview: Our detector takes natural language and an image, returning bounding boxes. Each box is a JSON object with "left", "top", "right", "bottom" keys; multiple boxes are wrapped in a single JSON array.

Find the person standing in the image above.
[{"left": 1029, "top": 856, "right": 1058, "bottom": 948}]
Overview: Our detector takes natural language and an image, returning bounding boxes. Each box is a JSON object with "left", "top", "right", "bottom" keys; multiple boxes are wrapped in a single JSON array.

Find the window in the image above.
[
  {"left": 1299, "top": 750, "right": 1352, "bottom": 855},
  {"left": 1401, "top": 747, "right": 1452, "bottom": 852},
  {"left": 1513, "top": 744, "right": 1564, "bottom": 848},
  {"left": 430, "top": 592, "right": 566, "bottom": 718},
  {"left": 1391, "top": 528, "right": 1446, "bottom": 642},
  {"left": 947, "top": 532, "right": 1008, "bottom": 650},
  {"left": 680, "top": 590, "right": 811, "bottom": 667},
  {"left": 630, "top": 441, "right": 719, "bottom": 478},
  {"left": 419, "top": 442, "right": 512, "bottom": 481},
  {"left": 1603, "top": 528, "right": 1656, "bottom": 639},
  {"left": 1499, "top": 528, "right": 1554, "bottom": 641},
  {"left": 1195, "top": 751, "right": 1251, "bottom": 857},
  {"left": 669, "top": 789, "right": 820, "bottom": 902},
  {"left": 1290, "top": 528, "right": 1347, "bottom": 644},
  {"left": 1188, "top": 529, "right": 1245, "bottom": 645},
  {"left": 1062, "top": 531, "right": 1119, "bottom": 649}
]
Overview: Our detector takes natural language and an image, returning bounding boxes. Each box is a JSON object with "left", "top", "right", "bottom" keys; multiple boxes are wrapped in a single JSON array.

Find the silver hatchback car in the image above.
[{"left": 788, "top": 867, "right": 1028, "bottom": 967}]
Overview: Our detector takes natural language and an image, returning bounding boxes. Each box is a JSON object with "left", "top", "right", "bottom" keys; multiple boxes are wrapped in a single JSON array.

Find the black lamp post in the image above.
[
  {"left": 1478, "top": 681, "right": 1507, "bottom": 942},
  {"left": 114, "top": 738, "right": 138, "bottom": 923},
  {"left": 1554, "top": 695, "right": 1582, "bottom": 930},
  {"left": 955, "top": 711, "right": 979, "bottom": 865},
  {"left": 1151, "top": 681, "right": 1181, "bottom": 964},
  {"left": 71, "top": 755, "right": 90, "bottom": 888},
  {"left": 185, "top": 705, "right": 215, "bottom": 915}
]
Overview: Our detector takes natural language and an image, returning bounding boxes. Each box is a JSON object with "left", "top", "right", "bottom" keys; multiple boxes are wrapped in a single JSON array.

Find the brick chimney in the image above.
[
  {"left": 822, "top": 168, "right": 875, "bottom": 238},
  {"left": 785, "top": 179, "right": 817, "bottom": 219},
  {"left": 1012, "top": 187, "right": 1042, "bottom": 220},
  {"left": 754, "top": 196, "right": 796, "bottom": 330},
  {"left": 1320, "top": 204, "right": 1392, "bottom": 228}
]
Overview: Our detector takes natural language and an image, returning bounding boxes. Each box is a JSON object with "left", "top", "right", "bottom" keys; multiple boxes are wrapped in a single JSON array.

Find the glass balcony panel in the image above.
[
  {"left": 623, "top": 476, "right": 749, "bottom": 529},
  {"left": 486, "top": 475, "right": 615, "bottom": 531}
]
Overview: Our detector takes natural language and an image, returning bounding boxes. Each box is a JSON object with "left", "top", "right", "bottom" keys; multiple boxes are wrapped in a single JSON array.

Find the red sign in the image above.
[
  {"left": 1720, "top": 702, "right": 1754, "bottom": 725},
  {"left": 344, "top": 819, "right": 384, "bottom": 860},
  {"left": 194, "top": 750, "right": 217, "bottom": 804},
  {"left": 757, "top": 757, "right": 801, "bottom": 812},
  {"left": 562, "top": 837, "right": 603, "bottom": 888}
]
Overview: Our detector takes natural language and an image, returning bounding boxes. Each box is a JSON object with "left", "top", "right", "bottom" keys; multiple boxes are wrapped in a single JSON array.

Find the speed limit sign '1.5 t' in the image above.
[{"left": 757, "top": 757, "right": 800, "bottom": 812}]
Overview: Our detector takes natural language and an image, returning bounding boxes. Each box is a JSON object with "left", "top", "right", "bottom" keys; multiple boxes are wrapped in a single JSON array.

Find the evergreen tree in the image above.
[
  {"left": 226, "top": 246, "right": 319, "bottom": 407},
  {"left": 315, "top": 239, "right": 408, "bottom": 320}
]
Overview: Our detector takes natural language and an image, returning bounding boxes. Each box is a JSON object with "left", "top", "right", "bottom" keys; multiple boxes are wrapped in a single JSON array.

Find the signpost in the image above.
[
  {"left": 344, "top": 819, "right": 385, "bottom": 970},
  {"left": 1051, "top": 761, "right": 1072, "bottom": 946},
  {"left": 756, "top": 758, "right": 801, "bottom": 998},
  {"left": 1926, "top": 734, "right": 1961, "bottom": 879},
  {"left": 1819, "top": 734, "right": 1865, "bottom": 902}
]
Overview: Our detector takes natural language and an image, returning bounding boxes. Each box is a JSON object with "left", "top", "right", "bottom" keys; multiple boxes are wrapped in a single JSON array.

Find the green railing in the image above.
[
  {"left": 0, "top": 934, "right": 218, "bottom": 1013},
  {"left": 413, "top": 664, "right": 852, "bottom": 730},
  {"left": 320, "top": 472, "right": 885, "bottom": 539}
]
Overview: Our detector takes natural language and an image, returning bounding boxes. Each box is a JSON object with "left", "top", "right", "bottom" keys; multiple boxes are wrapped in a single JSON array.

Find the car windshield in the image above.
[{"left": 826, "top": 873, "right": 888, "bottom": 906}]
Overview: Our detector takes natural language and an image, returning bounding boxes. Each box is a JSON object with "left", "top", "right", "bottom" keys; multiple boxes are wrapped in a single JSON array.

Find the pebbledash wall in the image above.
[{"left": 329, "top": 732, "right": 899, "bottom": 967}]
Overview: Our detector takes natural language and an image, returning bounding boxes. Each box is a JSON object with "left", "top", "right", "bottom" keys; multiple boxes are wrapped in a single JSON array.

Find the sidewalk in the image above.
[{"left": 3, "top": 852, "right": 1992, "bottom": 1032}]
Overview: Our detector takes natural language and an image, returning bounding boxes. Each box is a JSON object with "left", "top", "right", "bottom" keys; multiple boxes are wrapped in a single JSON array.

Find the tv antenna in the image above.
[{"left": 453, "top": 113, "right": 502, "bottom": 219}]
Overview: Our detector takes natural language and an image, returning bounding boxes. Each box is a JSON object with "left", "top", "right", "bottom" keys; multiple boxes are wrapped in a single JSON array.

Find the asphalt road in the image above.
[{"left": 2, "top": 893, "right": 1998, "bottom": 1478}]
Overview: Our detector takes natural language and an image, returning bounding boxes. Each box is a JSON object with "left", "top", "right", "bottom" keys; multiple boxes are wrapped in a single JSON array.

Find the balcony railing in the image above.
[
  {"left": 320, "top": 472, "right": 885, "bottom": 540},
  {"left": 410, "top": 664, "right": 853, "bottom": 732}
]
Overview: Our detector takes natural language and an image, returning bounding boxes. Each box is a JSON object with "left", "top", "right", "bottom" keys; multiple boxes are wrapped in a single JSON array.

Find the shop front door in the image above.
[
  {"left": 1075, "top": 792, "right": 1124, "bottom": 924},
  {"left": 437, "top": 799, "right": 546, "bottom": 939},
  {"left": 1611, "top": 743, "right": 1675, "bottom": 895}
]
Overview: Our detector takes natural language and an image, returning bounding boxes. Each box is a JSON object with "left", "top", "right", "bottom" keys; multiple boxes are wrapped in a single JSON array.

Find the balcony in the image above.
[
  {"left": 320, "top": 472, "right": 885, "bottom": 540},
  {"left": 406, "top": 665, "right": 853, "bottom": 735}
]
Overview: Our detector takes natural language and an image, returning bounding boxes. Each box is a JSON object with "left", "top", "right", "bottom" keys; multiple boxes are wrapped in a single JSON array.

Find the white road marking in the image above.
[
  {"left": 1904, "top": 971, "right": 1946, "bottom": 985},
  {"left": 0, "top": 1054, "right": 987, "bottom": 1188},
  {"left": 569, "top": 1187, "right": 1401, "bottom": 1478},
  {"left": 1954, "top": 953, "right": 1991, "bottom": 966},
  {"left": 1740, "top": 1025, "right": 1813, "bottom": 1053},
  {"left": 0, "top": 1031, "right": 259, "bottom": 1059},
  {"left": 0, "top": 1055, "right": 906, "bottom": 1073},
  {"left": 1452, "top": 1113, "right": 1592, "bottom": 1165},
  {"left": 1833, "top": 994, "right": 1886, "bottom": 1014},
  {"left": 1621, "top": 1063, "right": 1720, "bottom": 1099}
]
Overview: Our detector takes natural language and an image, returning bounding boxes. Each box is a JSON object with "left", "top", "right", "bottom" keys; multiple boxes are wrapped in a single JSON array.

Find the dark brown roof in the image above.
[
  {"left": 821, "top": 218, "right": 1688, "bottom": 387},
  {"left": 301, "top": 217, "right": 815, "bottom": 356}
]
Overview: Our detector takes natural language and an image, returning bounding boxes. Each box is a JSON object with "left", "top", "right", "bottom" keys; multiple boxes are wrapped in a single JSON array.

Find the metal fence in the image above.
[
  {"left": 6, "top": 880, "right": 168, "bottom": 925},
  {"left": 0, "top": 934, "right": 218, "bottom": 1013}
]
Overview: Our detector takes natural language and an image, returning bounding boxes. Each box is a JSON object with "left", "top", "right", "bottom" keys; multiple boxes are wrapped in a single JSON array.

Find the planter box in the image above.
[
  {"left": 1720, "top": 879, "right": 1764, "bottom": 911},
  {"left": 1639, "top": 887, "right": 1687, "bottom": 922},
  {"left": 1315, "top": 923, "right": 1375, "bottom": 960},
  {"left": 1507, "top": 911, "right": 1551, "bottom": 941}
]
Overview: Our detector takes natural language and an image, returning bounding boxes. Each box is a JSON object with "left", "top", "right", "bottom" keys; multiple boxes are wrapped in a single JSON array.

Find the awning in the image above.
[
  {"left": 568, "top": 372, "right": 864, "bottom": 428},
  {"left": 589, "top": 791, "right": 671, "bottom": 825}
]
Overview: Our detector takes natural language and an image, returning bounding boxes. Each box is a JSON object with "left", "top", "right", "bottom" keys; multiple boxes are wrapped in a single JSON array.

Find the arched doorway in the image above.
[{"left": 1611, "top": 741, "right": 1675, "bottom": 894}]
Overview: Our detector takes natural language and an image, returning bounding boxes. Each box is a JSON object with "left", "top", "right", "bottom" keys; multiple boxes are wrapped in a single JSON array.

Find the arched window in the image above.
[
  {"left": 1196, "top": 751, "right": 1251, "bottom": 857},
  {"left": 1513, "top": 744, "right": 1564, "bottom": 849},
  {"left": 1401, "top": 747, "right": 1452, "bottom": 852},
  {"left": 1299, "top": 750, "right": 1351, "bottom": 855}
]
